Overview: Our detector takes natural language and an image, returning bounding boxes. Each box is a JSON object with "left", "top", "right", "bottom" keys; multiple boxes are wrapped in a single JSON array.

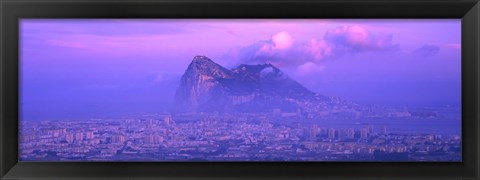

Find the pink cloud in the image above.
[
  {"left": 332, "top": 26, "right": 369, "bottom": 46},
  {"left": 324, "top": 25, "right": 397, "bottom": 52},
  {"left": 229, "top": 25, "right": 399, "bottom": 68},
  {"left": 256, "top": 31, "right": 294, "bottom": 56},
  {"left": 304, "top": 38, "right": 334, "bottom": 62},
  {"left": 272, "top": 31, "right": 293, "bottom": 50}
]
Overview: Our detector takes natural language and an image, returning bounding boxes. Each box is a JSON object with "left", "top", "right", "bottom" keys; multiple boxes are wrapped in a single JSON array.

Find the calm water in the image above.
[{"left": 309, "top": 118, "right": 460, "bottom": 136}]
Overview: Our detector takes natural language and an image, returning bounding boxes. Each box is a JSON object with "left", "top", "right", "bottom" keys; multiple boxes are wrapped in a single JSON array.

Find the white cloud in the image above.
[
  {"left": 272, "top": 31, "right": 293, "bottom": 50},
  {"left": 304, "top": 38, "right": 334, "bottom": 62},
  {"left": 296, "top": 62, "right": 326, "bottom": 76}
]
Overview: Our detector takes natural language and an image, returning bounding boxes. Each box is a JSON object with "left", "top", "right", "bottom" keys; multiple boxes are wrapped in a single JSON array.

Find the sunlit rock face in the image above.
[
  {"left": 174, "top": 56, "right": 357, "bottom": 113},
  {"left": 174, "top": 56, "right": 234, "bottom": 113}
]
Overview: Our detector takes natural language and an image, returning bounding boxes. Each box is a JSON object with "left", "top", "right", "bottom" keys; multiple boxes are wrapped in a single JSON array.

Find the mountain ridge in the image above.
[{"left": 174, "top": 55, "right": 358, "bottom": 114}]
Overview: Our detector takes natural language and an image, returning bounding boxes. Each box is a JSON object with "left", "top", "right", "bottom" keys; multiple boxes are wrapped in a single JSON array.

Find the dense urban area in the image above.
[{"left": 20, "top": 107, "right": 462, "bottom": 162}]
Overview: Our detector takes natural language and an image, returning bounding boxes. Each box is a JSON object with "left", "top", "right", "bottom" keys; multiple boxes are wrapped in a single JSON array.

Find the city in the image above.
[
  {"left": 19, "top": 20, "right": 462, "bottom": 162},
  {"left": 19, "top": 108, "right": 462, "bottom": 162}
]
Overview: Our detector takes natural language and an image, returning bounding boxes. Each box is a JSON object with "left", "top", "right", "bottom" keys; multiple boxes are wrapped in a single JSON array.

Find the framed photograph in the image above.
[{"left": 1, "top": 0, "right": 479, "bottom": 179}]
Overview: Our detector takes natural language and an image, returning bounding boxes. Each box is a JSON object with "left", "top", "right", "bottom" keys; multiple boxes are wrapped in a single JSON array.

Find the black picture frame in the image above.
[{"left": 1, "top": 0, "right": 479, "bottom": 179}]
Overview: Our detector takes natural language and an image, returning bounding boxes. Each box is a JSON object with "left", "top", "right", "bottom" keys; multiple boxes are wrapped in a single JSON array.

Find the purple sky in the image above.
[{"left": 20, "top": 19, "right": 461, "bottom": 120}]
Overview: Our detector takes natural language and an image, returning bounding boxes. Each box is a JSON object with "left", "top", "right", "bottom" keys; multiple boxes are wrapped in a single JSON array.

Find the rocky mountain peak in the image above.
[
  {"left": 186, "top": 55, "right": 232, "bottom": 78},
  {"left": 174, "top": 56, "right": 353, "bottom": 113},
  {"left": 191, "top": 55, "right": 214, "bottom": 65}
]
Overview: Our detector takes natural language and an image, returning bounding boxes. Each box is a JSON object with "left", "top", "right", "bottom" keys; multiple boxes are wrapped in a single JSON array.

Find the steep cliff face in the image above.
[
  {"left": 174, "top": 56, "right": 355, "bottom": 113},
  {"left": 173, "top": 56, "right": 234, "bottom": 112}
]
